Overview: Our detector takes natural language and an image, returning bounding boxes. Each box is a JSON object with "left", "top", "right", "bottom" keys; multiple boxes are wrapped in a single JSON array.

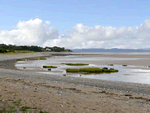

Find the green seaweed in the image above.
[
  {"left": 43, "top": 66, "right": 57, "bottom": 68},
  {"left": 108, "top": 64, "right": 113, "bottom": 66},
  {"left": 66, "top": 67, "right": 119, "bottom": 74},
  {"left": 64, "top": 63, "right": 89, "bottom": 66},
  {"left": 39, "top": 57, "right": 47, "bottom": 60}
]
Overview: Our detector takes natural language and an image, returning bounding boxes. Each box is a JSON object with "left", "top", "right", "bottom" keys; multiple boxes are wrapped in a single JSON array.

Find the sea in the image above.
[{"left": 15, "top": 52, "right": 150, "bottom": 84}]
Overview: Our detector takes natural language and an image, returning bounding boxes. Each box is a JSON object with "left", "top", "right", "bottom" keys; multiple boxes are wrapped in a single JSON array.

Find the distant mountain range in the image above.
[{"left": 71, "top": 48, "right": 150, "bottom": 52}]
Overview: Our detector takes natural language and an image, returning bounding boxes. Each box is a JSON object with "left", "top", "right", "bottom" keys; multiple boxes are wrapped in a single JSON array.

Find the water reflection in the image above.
[{"left": 15, "top": 55, "right": 150, "bottom": 84}]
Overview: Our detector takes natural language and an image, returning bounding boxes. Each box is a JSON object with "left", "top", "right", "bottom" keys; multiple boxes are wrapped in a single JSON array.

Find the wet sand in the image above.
[{"left": 0, "top": 52, "right": 150, "bottom": 112}]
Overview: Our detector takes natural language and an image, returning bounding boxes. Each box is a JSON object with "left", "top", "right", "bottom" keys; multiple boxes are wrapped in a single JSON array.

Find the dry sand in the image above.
[{"left": 0, "top": 52, "right": 150, "bottom": 113}]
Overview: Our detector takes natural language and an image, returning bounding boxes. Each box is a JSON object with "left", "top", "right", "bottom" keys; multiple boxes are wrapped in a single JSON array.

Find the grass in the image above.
[
  {"left": 122, "top": 65, "right": 127, "bottom": 66},
  {"left": 0, "top": 106, "right": 18, "bottom": 113},
  {"left": 13, "top": 99, "right": 21, "bottom": 106},
  {"left": 7, "top": 106, "right": 18, "bottom": 112},
  {"left": 39, "top": 110, "right": 49, "bottom": 113},
  {"left": 63, "top": 63, "right": 89, "bottom": 66},
  {"left": 66, "top": 67, "right": 118, "bottom": 74},
  {"left": 21, "top": 106, "right": 31, "bottom": 111},
  {"left": 43, "top": 66, "right": 57, "bottom": 68},
  {"left": 17, "top": 57, "right": 47, "bottom": 61},
  {"left": 0, "top": 50, "right": 34, "bottom": 55}
]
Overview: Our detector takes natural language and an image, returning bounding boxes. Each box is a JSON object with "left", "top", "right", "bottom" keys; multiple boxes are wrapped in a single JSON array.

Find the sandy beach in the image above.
[{"left": 0, "top": 52, "right": 150, "bottom": 113}]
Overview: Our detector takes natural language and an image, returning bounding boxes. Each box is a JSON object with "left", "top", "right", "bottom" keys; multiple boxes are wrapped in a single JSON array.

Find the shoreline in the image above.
[
  {"left": 0, "top": 52, "right": 150, "bottom": 112},
  {"left": 0, "top": 52, "right": 150, "bottom": 95}
]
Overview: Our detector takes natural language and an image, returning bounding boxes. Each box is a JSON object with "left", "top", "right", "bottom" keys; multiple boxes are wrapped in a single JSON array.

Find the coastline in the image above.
[
  {"left": 0, "top": 52, "right": 150, "bottom": 112},
  {"left": 1, "top": 52, "right": 150, "bottom": 95}
]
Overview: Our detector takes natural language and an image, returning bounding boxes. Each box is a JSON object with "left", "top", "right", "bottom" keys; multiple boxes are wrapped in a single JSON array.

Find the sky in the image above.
[{"left": 0, "top": 0, "right": 150, "bottom": 49}]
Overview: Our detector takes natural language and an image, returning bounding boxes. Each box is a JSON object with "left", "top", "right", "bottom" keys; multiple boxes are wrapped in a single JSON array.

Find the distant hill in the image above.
[{"left": 71, "top": 48, "right": 150, "bottom": 52}]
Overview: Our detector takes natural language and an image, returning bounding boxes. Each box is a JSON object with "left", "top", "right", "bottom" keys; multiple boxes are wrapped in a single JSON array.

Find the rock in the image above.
[
  {"left": 23, "top": 67, "right": 26, "bottom": 69},
  {"left": 48, "top": 69, "right": 51, "bottom": 71},
  {"left": 22, "top": 86, "right": 28, "bottom": 89},
  {"left": 33, "top": 107, "right": 37, "bottom": 109},
  {"left": 125, "top": 94, "right": 132, "bottom": 96},
  {"left": 63, "top": 74, "right": 66, "bottom": 76}
]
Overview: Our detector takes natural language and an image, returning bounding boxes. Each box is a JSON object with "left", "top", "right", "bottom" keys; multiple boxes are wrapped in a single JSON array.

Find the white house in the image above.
[{"left": 46, "top": 48, "right": 51, "bottom": 51}]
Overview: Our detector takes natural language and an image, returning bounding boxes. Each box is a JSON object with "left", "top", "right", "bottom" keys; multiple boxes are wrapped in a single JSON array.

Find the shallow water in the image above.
[{"left": 15, "top": 55, "right": 150, "bottom": 84}]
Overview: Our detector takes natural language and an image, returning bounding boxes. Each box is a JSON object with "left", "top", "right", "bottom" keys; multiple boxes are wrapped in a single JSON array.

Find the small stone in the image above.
[
  {"left": 125, "top": 94, "right": 132, "bottom": 96},
  {"left": 63, "top": 74, "right": 66, "bottom": 76},
  {"left": 48, "top": 69, "right": 51, "bottom": 71},
  {"left": 23, "top": 86, "right": 28, "bottom": 89},
  {"left": 33, "top": 107, "right": 37, "bottom": 109},
  {"left": 23, "top": 67, "right": 26, "bottom": 69}
]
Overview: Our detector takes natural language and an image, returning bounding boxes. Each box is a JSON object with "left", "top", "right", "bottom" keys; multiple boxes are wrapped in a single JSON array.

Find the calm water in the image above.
[
  {"left": 15, "top": 54, "right": 150, "bottom": 84},
  {"left": 70, "top": 52, "right": 150, "bottom": 55}
]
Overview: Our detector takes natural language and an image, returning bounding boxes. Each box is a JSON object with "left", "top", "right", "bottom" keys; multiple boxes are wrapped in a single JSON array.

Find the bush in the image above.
[
  {"left": 8, "top": 49, "right": 15, "bottom": 52},
  {"left": 43, "top": 66, "right": 57, "bottom": 68},
  {"left": 122, "top": 65, "right": 127, "bottom": 66},
  {"left": 0, "top": 48, "right": 7, "bottom": 53}
]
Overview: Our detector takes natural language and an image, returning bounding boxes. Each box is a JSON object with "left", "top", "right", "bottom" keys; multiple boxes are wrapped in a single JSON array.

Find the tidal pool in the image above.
[{"left": 15, "top": 55, "right": 150, "bottom": 84}]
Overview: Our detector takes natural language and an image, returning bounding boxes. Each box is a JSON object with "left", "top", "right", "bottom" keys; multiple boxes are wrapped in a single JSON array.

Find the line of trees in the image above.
[{"left": 0, "top": 44, "right": 72, "bottom": 53}]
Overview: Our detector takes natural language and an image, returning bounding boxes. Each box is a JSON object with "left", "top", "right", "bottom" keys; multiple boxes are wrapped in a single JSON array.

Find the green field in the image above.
[{"left": 0, "top": 50, "right": 34, "bottom": 55}]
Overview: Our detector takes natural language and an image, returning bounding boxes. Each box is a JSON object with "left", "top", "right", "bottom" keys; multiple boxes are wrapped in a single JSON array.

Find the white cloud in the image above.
[
  {"left": 1, "top": 18, "right": 150, "bottom": 49},
  {"left": 54, "top": 19, "right": 150, "bottom": 49},
  {"left": 0, "top": 18, "right": 58, "bottom": 46}
]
